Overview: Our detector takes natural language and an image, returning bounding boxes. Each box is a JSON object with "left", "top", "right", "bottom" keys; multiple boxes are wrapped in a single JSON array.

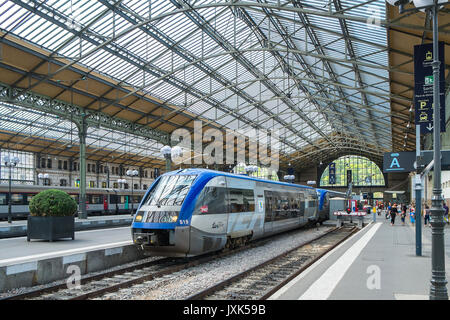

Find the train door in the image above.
[
  {"left": 103, "top": 195, "right": 108, "bottom": 213},
  {"left": 298, "top": 192, "right": 305, "bottom": 222},
  {"left": 264, "top": 190, "right": 274, "bottom": 234}
]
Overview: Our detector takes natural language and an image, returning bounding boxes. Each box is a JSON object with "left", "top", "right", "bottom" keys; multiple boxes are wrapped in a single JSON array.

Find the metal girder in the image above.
[
  {"left": 99, "top": 0, "right": 317, "bottom": 152},
  {"left": 0, "top": 82, "right": 170, "bottom": 144},
  {"left": 170, "top": 0, "right": 334, "bottom": 150}
]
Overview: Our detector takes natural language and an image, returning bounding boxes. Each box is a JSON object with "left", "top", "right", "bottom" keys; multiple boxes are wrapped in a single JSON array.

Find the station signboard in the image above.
[
  {"left": 383, "top": 152, "right": 416, "bottom": 173},
  {"left": 414, "top": 42, "right": 446, "bottom": 134}
]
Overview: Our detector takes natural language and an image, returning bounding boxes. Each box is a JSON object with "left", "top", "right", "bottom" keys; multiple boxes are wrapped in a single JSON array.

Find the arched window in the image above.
[{"left": 319, "top": 155, "right": 385, "bottom": 187}]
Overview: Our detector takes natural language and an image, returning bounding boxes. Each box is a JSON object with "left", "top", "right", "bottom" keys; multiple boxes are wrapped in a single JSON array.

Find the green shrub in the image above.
[{"left": 29, "top": 189, "right": 77, "bottom": 217}]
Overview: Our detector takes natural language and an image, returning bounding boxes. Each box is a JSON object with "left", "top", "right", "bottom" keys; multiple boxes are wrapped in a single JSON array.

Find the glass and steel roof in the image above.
[{"left": 0, "top": 0, "right": 398, "bottom": 168}]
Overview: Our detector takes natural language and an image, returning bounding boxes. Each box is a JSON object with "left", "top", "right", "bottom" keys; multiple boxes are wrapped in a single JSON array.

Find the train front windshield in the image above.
[{"left": 143, "top": 175, "right": 197, "bottom": 207}]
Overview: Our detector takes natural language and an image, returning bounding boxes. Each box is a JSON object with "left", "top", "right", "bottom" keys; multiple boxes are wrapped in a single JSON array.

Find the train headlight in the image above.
[
  {"left": 171, "top": 215, "right": 178, "bottom": 222},
  {"left": 134, "top": 211, "right": 144, "bottom": 222}
]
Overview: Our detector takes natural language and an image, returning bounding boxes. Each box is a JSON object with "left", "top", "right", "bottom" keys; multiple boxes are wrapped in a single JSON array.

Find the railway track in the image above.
[
  {"left": 1, "top": 224, "right": 341, "bottom": 300},
  {"left": 186, "top": 226, "right": 357, "bottom": 300}
]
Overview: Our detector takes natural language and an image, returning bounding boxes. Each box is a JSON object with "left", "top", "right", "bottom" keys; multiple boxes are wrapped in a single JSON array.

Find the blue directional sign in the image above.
[
  {"left": 383, "top": 152, "right": 416, "bottom": 173},
  {"left": 329, "top": 162, "right": 336, "bottom": 184},
  {"left": 414, "top": 42, "right": 446, "bottom": 134}
]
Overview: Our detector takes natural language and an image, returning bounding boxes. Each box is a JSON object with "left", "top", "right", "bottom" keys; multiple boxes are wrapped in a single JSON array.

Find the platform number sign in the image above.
[{"left": 329, "top": 163, "right": 336, "bottom": 185}]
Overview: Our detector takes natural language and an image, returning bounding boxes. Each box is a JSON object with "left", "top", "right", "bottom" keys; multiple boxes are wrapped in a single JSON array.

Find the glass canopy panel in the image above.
[{"left": 0, "top": 0, "right": 392, "bottom": 162}]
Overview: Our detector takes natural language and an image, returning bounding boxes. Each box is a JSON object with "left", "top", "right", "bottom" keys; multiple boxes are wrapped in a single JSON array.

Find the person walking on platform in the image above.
[
  {"left": 424, "top": 205, "right": 431, "bottom": 226},
  {"left": 386, "top": 202, "right": 392, "bottom": 220},
  {"left": 390, "top": 203, "right": 398, "bottom": 226},
  {"left": 400, "top": 203, "right": 406, "bottom": 226}
]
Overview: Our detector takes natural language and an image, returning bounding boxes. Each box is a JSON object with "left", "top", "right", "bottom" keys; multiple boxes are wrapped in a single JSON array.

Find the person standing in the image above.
[
  {"left": 443, "top": 201, "right": 449, "bottom": 225},
  {"left": 410, "top": 206, "right": 415, "bottom": 225},
  {"left": 390, "top": 203, "right": 398, "bottom": 226},
  {"left": 424, "top": 205, "right": 431, "bottom": 226}
]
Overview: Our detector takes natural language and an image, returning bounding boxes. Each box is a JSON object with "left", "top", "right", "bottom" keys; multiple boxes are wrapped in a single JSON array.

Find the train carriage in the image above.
[
  {"left": 0, "top": 184, "right": 144, "bottom": 220},
  {"left": 132, "top": 169, "right": 320, "bottom": 257}
]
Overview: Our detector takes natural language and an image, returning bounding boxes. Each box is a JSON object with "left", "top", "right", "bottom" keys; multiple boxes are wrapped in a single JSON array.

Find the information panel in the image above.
[{"left": 414, "top": 42, "right": 446, "bottom": 134}]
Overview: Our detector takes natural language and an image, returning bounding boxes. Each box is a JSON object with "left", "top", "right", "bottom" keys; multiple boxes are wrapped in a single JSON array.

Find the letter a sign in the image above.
[{"left": 383, "top": 152, "right": 415, "bottom": 173}]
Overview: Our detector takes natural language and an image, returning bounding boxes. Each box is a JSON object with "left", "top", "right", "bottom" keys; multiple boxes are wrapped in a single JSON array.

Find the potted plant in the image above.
[{"left": 27, "top": 189, "right": 77, "bottom": 242}]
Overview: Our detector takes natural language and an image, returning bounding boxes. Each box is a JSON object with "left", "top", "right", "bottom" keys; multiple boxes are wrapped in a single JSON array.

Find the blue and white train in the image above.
[{"left": 131, "top": 169, "right": 341, "bottom": 257}]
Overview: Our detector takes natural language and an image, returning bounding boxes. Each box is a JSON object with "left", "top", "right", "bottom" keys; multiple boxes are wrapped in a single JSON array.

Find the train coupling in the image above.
[{"left": 133, "top": 233, "right": 156, "bottom": 245}]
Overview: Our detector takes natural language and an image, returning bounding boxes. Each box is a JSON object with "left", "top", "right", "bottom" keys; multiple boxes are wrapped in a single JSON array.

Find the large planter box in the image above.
[{"left": 27, "top": 216, "right": 75, "bottom": 242}]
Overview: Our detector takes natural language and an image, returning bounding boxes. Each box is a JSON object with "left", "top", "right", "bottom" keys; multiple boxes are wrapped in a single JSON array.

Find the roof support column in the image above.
[{"left": 76, "top": 115, "right": 88, "bottom": 219}]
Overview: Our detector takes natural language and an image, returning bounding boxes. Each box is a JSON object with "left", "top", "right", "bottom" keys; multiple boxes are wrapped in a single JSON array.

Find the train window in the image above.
[
  {"left": 102, "top": 182, "right": 107, "bottom": 188},
  {"left": 268, "top": 191, "right": 305, "bottom": 221},
  {"left": 113, "top": 182, "right": 118, "bottom": 188},
  {"left": 194, "top": 187, "right": 228, "bottom": 215},
  {"left": 0, "top": 193, "right": 7, "bottom": 205},
  {"left": 144, "top": 175, "right": 197, "bottom": 207},
  {"left": 26, "top": 194, "right": 34, "bottom": 204},
  {"left": 11, "top": 194, "right": 23, "bottom": 205},
  {"left": 91, "top": 195, "right": 102, "bottom": 204},
  {"left": 229, "top": 189, "right": 254, "bottom": 213}
]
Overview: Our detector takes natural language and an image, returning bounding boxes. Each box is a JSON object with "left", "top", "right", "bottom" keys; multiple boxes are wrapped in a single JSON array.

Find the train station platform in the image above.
[
  {"left": 0, "top": 226, "right": 140, "bottom": 293},
  {"left": 0, "top": 214, "right": 134, "bottom": 238},
  {"left": 270, "top": 216, "right": 450, "bottom": 300}
]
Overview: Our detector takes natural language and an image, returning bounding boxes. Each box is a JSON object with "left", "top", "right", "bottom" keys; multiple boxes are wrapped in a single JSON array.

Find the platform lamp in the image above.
[
  {"left": 126, "top": 169, "right": 139, "bottom": 215},
  {"left": 386, "top": 0, "right": 448, "bottom": 300},
  {"left": 37, "top": 173, "right": 49, "bottom": 186},
  {"left": 160, "top": 145, "right": 172, "bottom": 172},
  {"left": 117, "top": 178, "right": 126, "bottom": 188},
  {"left": 245, "top": 165, "right": 258, "bottom": 177},
  {"left": 4, "top": 155, "right": 20, "bottom": 224},
  {"left": 284, "top": 175, "right": 295, "bottom": 183}
]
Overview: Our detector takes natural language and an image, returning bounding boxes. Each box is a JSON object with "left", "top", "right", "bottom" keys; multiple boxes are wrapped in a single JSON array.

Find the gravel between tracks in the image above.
[
  {"left": 96, "top": 225, "right": 334, "bottom": 300},
  {"left": 0, "top": 255, "right": 162, "bottom": 299}
]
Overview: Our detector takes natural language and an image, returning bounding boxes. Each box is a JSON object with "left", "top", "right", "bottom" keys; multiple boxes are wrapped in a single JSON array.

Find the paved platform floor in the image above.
[
  {"left": 0, "top": 226, "right": 132, "bottom": 267},
  {"left": 270, "top": 215, "right": 450, "bottom": 300}
]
